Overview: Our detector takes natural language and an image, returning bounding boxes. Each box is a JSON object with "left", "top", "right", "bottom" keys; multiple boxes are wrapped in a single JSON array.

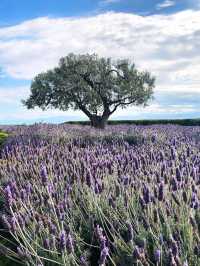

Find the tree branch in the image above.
[
  {"left": 79, "top": 72, "right": 111, "bottom": 115},
  {"left": 110, "top": 98, "right": 137, "bottom": 114},
  {"left": 71, "top": 91, "right": 93, "bottom": 118},
  {"left": 106, "top": 69, "right": 126, "bottom": 80}
]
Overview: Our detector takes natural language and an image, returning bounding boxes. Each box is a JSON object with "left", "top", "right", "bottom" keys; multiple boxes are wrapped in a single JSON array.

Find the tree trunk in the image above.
[{"left": 90, "top": 115, "right": 109, "bottom": 129}]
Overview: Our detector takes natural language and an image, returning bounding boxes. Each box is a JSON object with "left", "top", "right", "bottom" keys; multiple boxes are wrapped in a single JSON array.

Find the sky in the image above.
[{"left": 0, "top": 0, "right": 200, "bottom": 124}]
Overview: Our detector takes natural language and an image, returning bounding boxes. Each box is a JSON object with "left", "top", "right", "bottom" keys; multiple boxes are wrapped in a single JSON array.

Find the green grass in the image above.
[{"left": 0, "top": 131, "right": 9, "bottom": 147}]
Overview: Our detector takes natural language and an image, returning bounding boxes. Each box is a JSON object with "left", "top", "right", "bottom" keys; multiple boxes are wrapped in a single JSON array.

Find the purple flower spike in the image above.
[
  {"left": 17, "top": 246, "right": 24, "bottom": 258},
  {"left": 66, "top": 233, "right": 74, "bottom": 253},
  {"left": 17, "top": 246, "right": 31, "bottom": 260},
  {"left": 1, "top": 215, "right": 11, "bottom": 230},
  {"left": 95, "top": 224, "right": 103, "bottom": 240},
  {"left": 40, "top": 165, "right": 48, "bottom": 184},
  {"left": 171, "top": 177, "right": 178, "bottom": 191},
  {"left": 49, "top": 222, "right": 57, "bottom": 235},
  {"left": 126, "top": 222, "right": 133, "bottom": 242},
  {"left": 25, "top": 183, "right": 32, "bottom": 194},
  {"left": 175, "top": 167, "right": 182, "bottom": 182},
  {"left": 86, "top": 170, "right": 92, "bottom": 187},
  {"left": 59, "top": 231, "right": 66, "bottom": 252},
  {"left": 80, "top": 255, "right": 88, "bottom": 266},
  {"left": 171, "top": 240, "right": 178, "bottom": 257},
  {"left": 95, "top": 183, "right": 100, "bottom": 194},
  {"left": 50, "top": 235, "right": 56, "bottom": 249},
  {"left": 108, "top": 195, "right": 116, "bottom": 209},
  {"left": 123, "top": 175, "right": 129, "bottom": 186},
  {"left": 10, "top": 217, "right": 17, "bottom": 232},
  {"left": 143, "top": 185, "right": 151, "bottom": 204},
  {"left": 158, "top": 181, "right": 164, "bottom": 201},
  {"left": 154, "top": 249, "right": 161, "bottom": 263},
  {"left": 171, "top": 147, "right": 177, "bottom": 160},
  {"left": 17, "top": 214, "right": 25, "bottom": 228},
  {"left": 99, "top": 246, "right": 109, "bottom": 266},
  {"left": 20, "top": 189, "right": 27, "bottom": 201},
  {"left": 133, "top": 245, "right": 141, "bottom": 260},
  {"left": 43, "top": 238, "right": 50, "bottom": 250},
  {"left": 100, "top": 235, "right": 107, "bottom": 249},
  {"left": 4, "top": 185, "right": 13, "bottom": 205}
]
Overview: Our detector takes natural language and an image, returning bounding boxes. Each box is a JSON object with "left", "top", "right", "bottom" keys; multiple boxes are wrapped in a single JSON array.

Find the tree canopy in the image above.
[{"left": 23, "top": 53, "right": 155, "bottom": 128}]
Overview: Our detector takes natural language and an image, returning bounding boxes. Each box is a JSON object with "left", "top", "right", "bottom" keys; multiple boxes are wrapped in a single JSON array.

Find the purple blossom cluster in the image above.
[{"left": 0, "top": 124, "right": 200, "bottom": 265}]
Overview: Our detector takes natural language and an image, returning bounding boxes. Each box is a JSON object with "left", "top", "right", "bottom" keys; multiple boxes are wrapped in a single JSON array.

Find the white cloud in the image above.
[
  {"left": 0, "top": 10, "right": 200, "bottom": 122},
  {"left": 156, "top": 0, "right": 176, "bottom": 10},
  {"left": 0, "top": 10, "right": 199, "bottom": 90},
  {"left": 112, "top": 103, "right": 198, "bottom": 120},
  {"left": 99, "top": 0, "right": 121, "bottom": 5},
  {"left": 0, "top": 86, "right": 28, "bottom": 104}
]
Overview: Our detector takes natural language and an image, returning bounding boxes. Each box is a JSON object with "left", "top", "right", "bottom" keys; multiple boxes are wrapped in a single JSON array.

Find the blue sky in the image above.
[
  {"left": 0, "top": 0, "right": 193, "bottom": 25},
  {"left": 0, "top": 0, "right": 200, "bottom": 124}
]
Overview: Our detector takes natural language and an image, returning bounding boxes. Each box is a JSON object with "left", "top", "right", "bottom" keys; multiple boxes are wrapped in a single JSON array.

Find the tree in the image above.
[{"left": 23, "top": 53, "right": 155, "bottom": 129}]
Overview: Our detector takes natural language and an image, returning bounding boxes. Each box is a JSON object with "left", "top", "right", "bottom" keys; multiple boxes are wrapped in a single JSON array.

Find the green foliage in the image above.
[
  {"left": 0, "top": 257, "right": 13, "bottom": 266},
  {"left": 65, "top": 118, "right": 200, "bottom": 126},
  {"left": 23, "top": 53, "right": 155, "bottom": 128},
  {"left": 80, "top": 133, "right": 145, "bottom": 146},
  {"left": 0, "top": 131, "right": 8, "bottom": 146}
]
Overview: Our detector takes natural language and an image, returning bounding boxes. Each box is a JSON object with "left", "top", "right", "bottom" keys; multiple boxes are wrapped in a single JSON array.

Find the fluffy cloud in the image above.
[
  {"left": 0, "top": 86, "right": 28, "bottom": 104},
  {"left": 0, "top": 10, "right": 199, "bottom": 88},
  {"left": 0, "top": 10, "right": 200, "bottom": 122},
  {"left": 156, "top": 0, "right": 176, "bottom": 10}
]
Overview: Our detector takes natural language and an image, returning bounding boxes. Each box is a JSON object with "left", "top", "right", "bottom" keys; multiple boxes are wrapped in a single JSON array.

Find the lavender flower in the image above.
[
  {"left": 175, "top": 167, "right": 182, "bottom": 182},
  {"left": 66, "top": 233, "right": 74, "bottom": 253},
  {"left": 108, "top": 195, "right": 116, "bottom": 209},
  {"left": 99, "top": 246, "right": 109, "bottom": 266},
  {"left": 158, "top": 181, "right": 164, "bottom": 201},
  {"left": 4, "top": 185, "right": 13, "bottom": 204},
  {"left": 40, "top": 165, "right": 48, "bottom": 184},
  {"left": 126, "top": 222, "right": 133, "bottom": 242},
  {"left": 17, "top": 246, "right": 31, "bottom": 261},
  {"left": 80, "top": 255, "right": 88, "bottom": 266},
  {"left": 1, "top": 215, "right": 11, "bottom": 230},
  {"left": 86, "top": 170, "right": 92, "bottom": 187},
  {"left": 133, "top": 246, "right": 141, "bottom": 260},
  {"left": 10, "top": 217, "right": 17, "bottom": 232},
  {"left": 43, "top": 238, "right": 50, "bottom": 249},
  {"left": 143, "top": 185, "right": 151, "bottom": 204},
  {"left": 154, "top": 249, "right": 161, "bottom": 263},
  {"left": 2, "top": 124, "right": 200, "bottom": 265}
]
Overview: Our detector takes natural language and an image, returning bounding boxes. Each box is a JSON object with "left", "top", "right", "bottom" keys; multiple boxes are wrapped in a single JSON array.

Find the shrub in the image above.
[{"left": 0, "top": 132, "right": 8, "bottom": 147}]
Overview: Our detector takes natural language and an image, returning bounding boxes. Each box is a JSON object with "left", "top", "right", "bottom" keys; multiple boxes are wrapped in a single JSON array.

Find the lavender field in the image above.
[{"left": 0, "top": 124, "right": 200, "bottom": 266}]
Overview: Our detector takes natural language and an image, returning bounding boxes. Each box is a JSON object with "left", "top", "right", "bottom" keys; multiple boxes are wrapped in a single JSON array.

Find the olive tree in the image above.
[{"left": 23, "top": 53, "right": 155, "bottom": 128}]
